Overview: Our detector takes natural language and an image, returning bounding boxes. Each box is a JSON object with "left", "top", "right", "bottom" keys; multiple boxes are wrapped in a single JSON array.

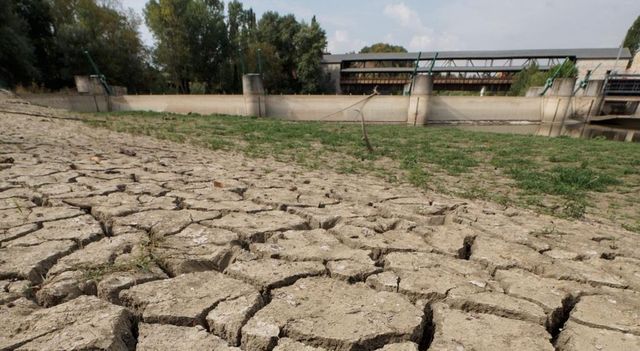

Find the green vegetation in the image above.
[
  {"left": 624, "top": 15, "right": 640, "bottom": 57},
  {"left": 1, "top": 0, "right": 329, "bottom": 94},
  {"left": 84, "top": 111, "right": 640, "bottom": 228},
  {"left": 360, "top": 43, "right": 408, "bottom": 53},
  {"left": 509, "top": 61, "right": 578, "bottom": 96},
  {"left": 1, "top": 0, "right": 148, "bottom": 91}
]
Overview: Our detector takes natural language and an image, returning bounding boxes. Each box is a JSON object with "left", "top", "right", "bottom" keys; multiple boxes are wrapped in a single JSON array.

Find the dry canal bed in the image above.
[{"left": 1, "top": 96, "right": 639, "bottom": 350}]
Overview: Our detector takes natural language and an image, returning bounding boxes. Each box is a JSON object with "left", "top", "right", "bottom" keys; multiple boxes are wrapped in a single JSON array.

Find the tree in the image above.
[
  {"left": 222, "top": 0, "right": 255, "bottom": 92},
  {"left": 360, "top": 42, "right": 407, "bottom": 53},
  {"left": 624, "top": 15, "right": 640, "bottom": 57},
  {"left": 13, "top": 0, "right": 57, "bottom": 87},
  {"left": 295, "top": 16, "right": 328, "bottom": 93},
  {"left": 185, "top": 0, "right": 228, "bottom": 93},
  {"left": 0, "top": 0, "right": 37, "bottom": 87},
  {"left": 255, "top": 12, "right": 302, "bottom": 92},
  {"left": 145, "top": 0, "right": 192, "bottom": 93},
  {"left": 49, "top": 0, "right": 147, "bottom": 91}
]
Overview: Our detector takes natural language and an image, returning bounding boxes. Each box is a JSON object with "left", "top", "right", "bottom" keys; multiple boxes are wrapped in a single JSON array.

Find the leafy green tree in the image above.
[
  {"left": 245, "top": 42, "right": 284, "bottom": 92},
  {"left": 185, "top": 0, "right": 228, "bottom": 93},
  {"left": 359, "top": 43, "right": 409, "bottom": 68},
  {"left": 13, "top": 0, "right": 57, "bottom": 87},
  {"left": 50, "top": 0, "right": 147, "bottom": 91},
  {"left": 623, "top": 15, "right": 640, "bottom": 57},
  {"left": 295, "top": 16, "right": 328, "bottom": 93},
  {"left": 255, "top": 12, "right": 302, "bottom": 92},
  {"left": 222, "top": 0, "right": 255, "bottom": 92},
  {"left": 360, "top": 42, "right": 407, "bottom": 53},
  {"left": 0, "top": 0, "right": 37, "bottom": 87},
  {"left": 145, "top": 0, "right": 192, "bottom": 93}
]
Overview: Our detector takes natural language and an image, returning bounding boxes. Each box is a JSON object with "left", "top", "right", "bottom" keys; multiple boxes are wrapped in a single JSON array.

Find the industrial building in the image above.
[{"left": 322, "top": 48, "right": 640, "bottom": 95}]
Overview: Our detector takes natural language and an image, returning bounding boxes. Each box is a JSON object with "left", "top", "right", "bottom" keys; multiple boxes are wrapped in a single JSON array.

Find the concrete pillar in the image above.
[
  {"left": 625, "top": 131, "right": 635, "bottom": 142},
  {"left": 407, "top": 75, "right": 433, "bottom": 126},
  {"left": 583, "top": 79, "right": 604, "bottom": 97},
  {"left": 538, "top": 77, "right": 577, "bottom": 137},
  {"left": 242, "top": 74, "right": 266, "bottom": 117}
]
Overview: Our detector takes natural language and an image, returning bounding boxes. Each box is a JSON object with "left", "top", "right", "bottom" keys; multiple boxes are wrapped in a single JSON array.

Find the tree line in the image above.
[{"left": 0, "top": 0, "right": 330, "bottom": 94}]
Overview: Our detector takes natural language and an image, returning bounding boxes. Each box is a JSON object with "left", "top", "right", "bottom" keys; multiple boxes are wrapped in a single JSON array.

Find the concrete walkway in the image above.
[{"left": 1, "top": 95, "right": 639, "bottom": 350}]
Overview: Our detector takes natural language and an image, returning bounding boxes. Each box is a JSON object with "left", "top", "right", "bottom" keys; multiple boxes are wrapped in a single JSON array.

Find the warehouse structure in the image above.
[{"left": 322, "top": 48, "right": 639, "bottom": 95}]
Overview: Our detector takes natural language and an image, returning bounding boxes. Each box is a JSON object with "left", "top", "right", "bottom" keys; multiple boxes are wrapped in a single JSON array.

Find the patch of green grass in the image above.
[
  {"left": 622, "top": 222, "right": 640, "bottom": 234},
  {"left": 510, "top": 165, "right": 621, "bottom": 196},
  {"left": 560, "top": 198, "right": 588, "bottom": 219},
  {"left": 83, "top": 110, "right": 640, "bottom": 228}
]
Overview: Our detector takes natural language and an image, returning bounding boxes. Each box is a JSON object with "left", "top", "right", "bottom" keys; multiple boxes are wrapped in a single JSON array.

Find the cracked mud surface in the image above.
[{"left": 1, "top": 95, "right": 639, "bottom": 350}]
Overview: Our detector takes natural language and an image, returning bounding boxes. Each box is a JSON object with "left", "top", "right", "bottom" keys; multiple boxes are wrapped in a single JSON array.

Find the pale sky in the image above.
[{"left": 123, "top": 0, "right": 640, "bottom": 53}]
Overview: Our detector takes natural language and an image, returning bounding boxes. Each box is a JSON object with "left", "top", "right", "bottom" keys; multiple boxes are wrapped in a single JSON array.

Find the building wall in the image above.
[{"left": 575, "top": 58, "right": 630, "bottom": 81}]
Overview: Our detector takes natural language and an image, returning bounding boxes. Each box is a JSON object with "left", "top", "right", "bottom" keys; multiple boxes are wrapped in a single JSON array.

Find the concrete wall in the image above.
[
  {"left": 266, "top": 95, "right": 408, "bottom": 123},
  {"left": 571, "top": 96, "right": 599, "bottom": 120},
  {"left": 26, "top": 93, "right": 610, "bottom": 127},
  {"left": 110, "top": 95, "right": 246, "bottom": 116},
  {"left": 430, "top": 96, "right": 541, "bottom": 122},
  {"left": 23, "top": 93, "right": 109, "bottom": 112}
]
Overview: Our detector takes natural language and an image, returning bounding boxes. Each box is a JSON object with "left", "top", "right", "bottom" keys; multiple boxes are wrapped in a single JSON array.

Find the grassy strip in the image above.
[{"left": 83, "top": 111, "right": 640, "bottom": 228}]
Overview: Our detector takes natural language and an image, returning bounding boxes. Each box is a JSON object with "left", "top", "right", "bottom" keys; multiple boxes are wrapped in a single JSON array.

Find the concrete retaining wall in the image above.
[
  {"left": 430, "top": 96, "right": 541, "bottom": 123},
  {"left": 25, "top": 93, "right": 550, "bottom": 125},
  {"left": 572, "top": 96, "right": 600, "bottom": 120},
  {"left": 25, "top": 93, "right": 606, "bottom": 129},
  {"left": 266, "top": 95, "right": 408, "bottom": 123},
  {"left": 110, "top": 95, "right": 246, "bottom": 116},
  {"left": 23, "top": 93, "right": 109, "bottom": 113}
]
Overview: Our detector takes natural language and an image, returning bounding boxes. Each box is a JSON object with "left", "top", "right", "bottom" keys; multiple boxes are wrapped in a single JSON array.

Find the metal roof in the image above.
[
  {"left": 341, "top": 66, "right": 554, "bottom": 74},
  {"left": 323, "top": 48, "right": 632, "bottom": 64}
]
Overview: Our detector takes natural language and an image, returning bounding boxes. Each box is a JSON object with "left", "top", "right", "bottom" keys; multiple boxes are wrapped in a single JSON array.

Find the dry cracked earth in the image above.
[{"left": 1, "top": 94, "right": 639, "bottom": 351}]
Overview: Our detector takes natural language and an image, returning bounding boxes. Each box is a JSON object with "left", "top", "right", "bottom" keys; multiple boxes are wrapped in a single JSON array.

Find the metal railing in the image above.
[{"left": 604, "top": 74, "right": 640, "bottom": 96}]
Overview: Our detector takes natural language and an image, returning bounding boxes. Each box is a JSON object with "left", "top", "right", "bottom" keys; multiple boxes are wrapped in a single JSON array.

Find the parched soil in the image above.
[{"left": 1, "top": 95, "right": 639, "bottom": 350}]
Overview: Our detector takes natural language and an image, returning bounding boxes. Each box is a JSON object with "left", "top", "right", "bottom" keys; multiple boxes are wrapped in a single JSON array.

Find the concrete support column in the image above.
[
  {"left": 538, "top": 77, "right": 577, "bottom": 137},
  {"left": 584, "top": 79, "right": 604, "bottom": 97},
  {"left": 407, "top": 75, "right": 433, "bottom": 126},
  {"left": 242, "top": 74, "right": 266, "bottom": 117},
  {"left": 625, "top": 131, "right": 636, "bottom": 142}
]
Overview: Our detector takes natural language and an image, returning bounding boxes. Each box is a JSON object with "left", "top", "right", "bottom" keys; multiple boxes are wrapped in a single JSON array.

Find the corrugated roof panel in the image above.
[
  {"left": 340, "top": 66, "right": 553, "bottom": 73},
  {"left": 322, "top": 48, "right": 631, "bottom": 63}
]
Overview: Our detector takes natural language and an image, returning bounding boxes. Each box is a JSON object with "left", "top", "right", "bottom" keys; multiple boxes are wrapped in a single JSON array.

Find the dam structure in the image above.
[{"left": 20, "top": 48, "right": 640, "bottom": 141}]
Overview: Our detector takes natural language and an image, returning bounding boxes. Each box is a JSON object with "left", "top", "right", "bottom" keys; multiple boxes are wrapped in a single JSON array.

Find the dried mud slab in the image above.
[
  {"left": 555, "top": 321, "right": 640, "bottom": 351},
  {"left": 241, "top": 277, "right": 424, "bottom": 351},
  {"left": 0, "top": 240, "right": 76, "bottom": 283},
  {"left": 225, "top": 258, "right": 326, "bottom": 290},
  {"left": 153, "top": 223, "right": 242, "bottom": 276},
  {"left": 120, "top": 271, "right": 258, "bottom": 326},
  {"left": 137, "top": 323, "right": 240, "bottom": 351},
  {"left": 429, "top": 302, "right": 554, "bottom": 351},
  {"left": 0, "top": 296, "right": 134, "bottom": 350},
  {"left": 204, "top": 211, "right": 309, "bottom": 242}
]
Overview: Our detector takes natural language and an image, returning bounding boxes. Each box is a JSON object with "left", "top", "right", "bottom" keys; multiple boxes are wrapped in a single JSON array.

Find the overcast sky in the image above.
[{"left": 126, "top": 0, "right": 640, "bottom": 53}]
